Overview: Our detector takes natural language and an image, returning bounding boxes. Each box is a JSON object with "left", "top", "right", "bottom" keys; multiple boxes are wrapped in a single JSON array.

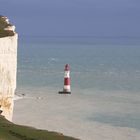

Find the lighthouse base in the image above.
[{"left": 58, "top": 91, "right": 71, "bottom": 94}]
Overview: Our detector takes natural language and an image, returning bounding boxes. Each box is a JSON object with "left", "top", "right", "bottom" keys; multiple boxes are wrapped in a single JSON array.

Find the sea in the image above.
[{"left": 14, "top": 36, "right": 140, "bottom": 140}]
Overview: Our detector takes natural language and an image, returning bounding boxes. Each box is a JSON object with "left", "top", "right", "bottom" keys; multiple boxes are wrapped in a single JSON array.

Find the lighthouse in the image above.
[{"left": 59, "top": 64, "right": 71, "bottom": 94}]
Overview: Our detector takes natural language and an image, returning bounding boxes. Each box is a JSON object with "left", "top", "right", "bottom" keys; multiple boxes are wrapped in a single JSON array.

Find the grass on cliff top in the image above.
[
  {"left": 0, "top": 16, "right": 14, "bottom": 37},
  {"left": 0, "top": 29, "right": 14, "bottom": 37},
  {"left": 0, "top": 116, "right": 78, "bottom": 140}
]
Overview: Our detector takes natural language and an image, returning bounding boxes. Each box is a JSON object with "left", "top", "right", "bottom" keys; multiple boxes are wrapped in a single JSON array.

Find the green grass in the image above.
[{"left": 0, "top": 116, "right": 78, "bottom": 140}]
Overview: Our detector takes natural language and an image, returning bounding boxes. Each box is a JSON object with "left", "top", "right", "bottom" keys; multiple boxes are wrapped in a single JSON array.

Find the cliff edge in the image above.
[
  {"left": 0, "top": 15, "right": 18, "bottom": 121},
  {"left": 0, "top": 15, "right": 16, "bottom": 37}
]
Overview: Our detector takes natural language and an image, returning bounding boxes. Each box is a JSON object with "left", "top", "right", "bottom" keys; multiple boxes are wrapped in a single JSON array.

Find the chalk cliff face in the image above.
[{"left": 0, "top": 16, "right": 18, "bottom": 121}]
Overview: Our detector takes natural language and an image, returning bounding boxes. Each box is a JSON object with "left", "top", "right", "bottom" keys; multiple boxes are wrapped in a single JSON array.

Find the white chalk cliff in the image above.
[{"left": 0, "top": 16, "right": 18, "bottom": 121}]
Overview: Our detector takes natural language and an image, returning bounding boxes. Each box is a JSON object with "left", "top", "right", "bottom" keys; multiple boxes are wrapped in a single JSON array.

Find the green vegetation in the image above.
[
  {"left": 0, "top": 116, "right": 78, "bottom": 140},
  {"left": 0, "top": 15, "right": 14, "bottom": 37},
  {"left": 0, "top": 29, "right": 14, "bottom": 37}
]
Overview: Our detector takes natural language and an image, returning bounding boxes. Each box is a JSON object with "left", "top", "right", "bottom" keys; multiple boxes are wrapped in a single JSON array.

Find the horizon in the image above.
[{"left": 0, "top": 0, "right": 140, "bottom": 38}]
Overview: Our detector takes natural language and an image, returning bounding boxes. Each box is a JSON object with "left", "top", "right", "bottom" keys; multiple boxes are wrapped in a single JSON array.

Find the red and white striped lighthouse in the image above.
[{"left": 59, "top": 64, "right": 71, "bottom": 94}]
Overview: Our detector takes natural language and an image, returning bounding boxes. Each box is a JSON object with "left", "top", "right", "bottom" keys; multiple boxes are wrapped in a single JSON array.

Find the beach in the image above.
[{"left": 13, "top": 88, "right": 140, "bottom": 140}]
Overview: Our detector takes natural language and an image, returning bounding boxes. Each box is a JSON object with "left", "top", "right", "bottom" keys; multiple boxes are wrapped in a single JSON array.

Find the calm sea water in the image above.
[
  {"left": 15, "top": 37, "right": 140, "bottom": 139},
  {"left": 17, "top": 37, "right": 140, "bottom": 92}
]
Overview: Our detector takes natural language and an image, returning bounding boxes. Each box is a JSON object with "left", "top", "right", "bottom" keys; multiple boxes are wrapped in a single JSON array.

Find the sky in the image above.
[{"left": 0, "top": 0, "right": 140, "bottom": 37}]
